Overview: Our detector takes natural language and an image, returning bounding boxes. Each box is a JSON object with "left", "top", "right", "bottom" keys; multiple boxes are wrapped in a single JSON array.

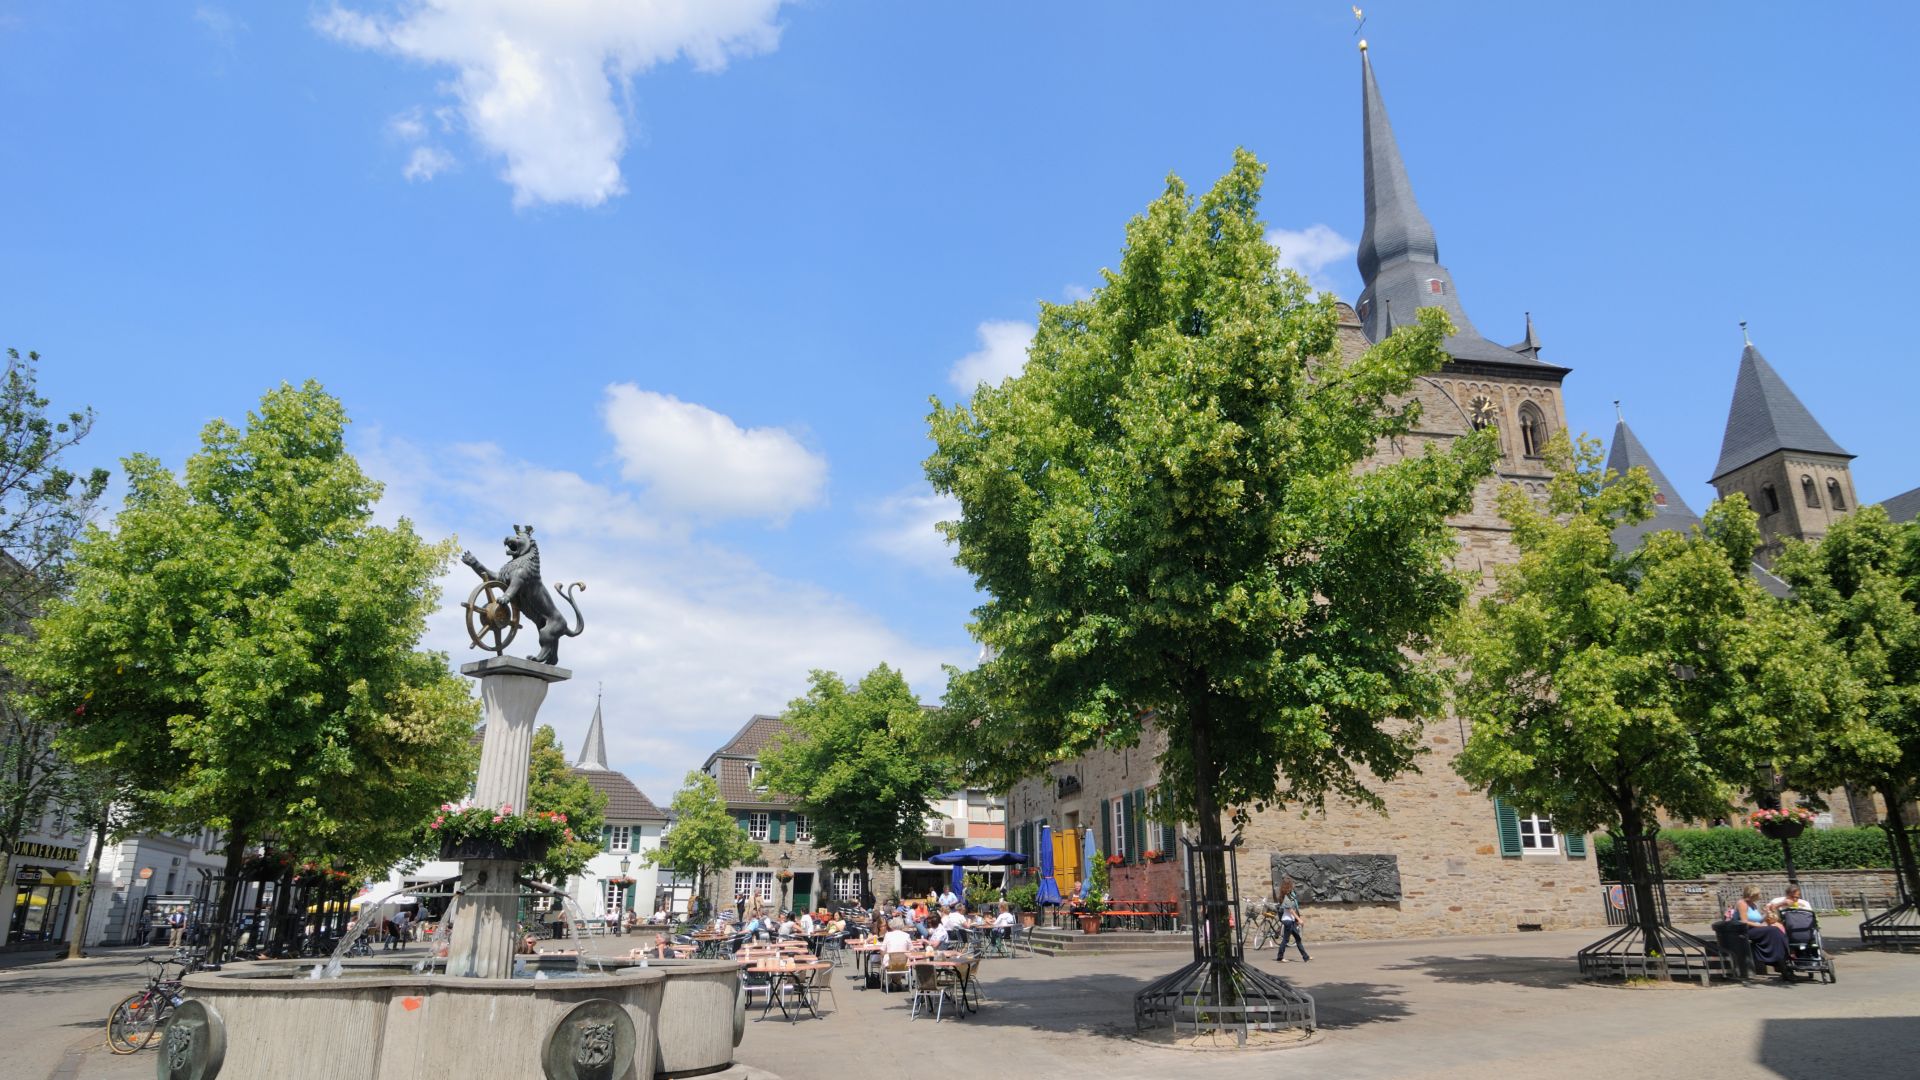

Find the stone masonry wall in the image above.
[{"left": 1610, "top": 869, "right": 1901, "bottom": 923}]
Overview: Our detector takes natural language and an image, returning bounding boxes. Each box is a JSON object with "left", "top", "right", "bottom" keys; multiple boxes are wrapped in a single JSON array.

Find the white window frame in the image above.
[
  {"left": 794, "top": 815, "right": 812, "bottom": 843},
  {"left": 747, "top": 812, "right": 770, "bottom": 842},
  {"left": 746, "top": 762, "right": 764, "bottom": 789},
  {"left": 831, "top": 871, "right": 861, "bottom": 903},
  {"left": 1517, "top": 813, "right": 1558, "bottom": 853},
  {"left": 734, "top": 870, "right": 775, "bottom": 904},
  {"left": 602, "top": 880, "right": 626, "bottom": 917},
  {"left": 1112, "top": 800, "right": 1127, "bottom": 860},
  {"left": 606, "top": 825, "right": 632, "bottom": 853}
]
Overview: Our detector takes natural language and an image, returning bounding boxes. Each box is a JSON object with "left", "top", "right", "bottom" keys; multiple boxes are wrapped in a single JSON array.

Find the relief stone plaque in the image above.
[
  {"left": 542, "top": 998, "right": 635, "bottom": 1080},
  {"left": 1271, "top": 853, "right": 1403, "bottom": 903}
]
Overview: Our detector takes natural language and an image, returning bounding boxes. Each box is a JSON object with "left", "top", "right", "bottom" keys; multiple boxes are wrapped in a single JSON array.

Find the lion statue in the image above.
[{"left": 462, "top": 524, "right": 584, "bottom": 666}]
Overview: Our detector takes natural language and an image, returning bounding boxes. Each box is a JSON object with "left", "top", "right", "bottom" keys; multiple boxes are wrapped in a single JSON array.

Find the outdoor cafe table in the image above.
[
  {"left": 743, "top": 958, "right": 831, "bottom": 1023},
  {"left": 913, "top": 955, "right": 981, "bottom": 1015}
]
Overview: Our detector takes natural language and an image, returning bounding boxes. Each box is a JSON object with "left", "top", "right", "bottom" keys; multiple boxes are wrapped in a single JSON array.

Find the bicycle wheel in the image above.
[{"left": 107, "top": 991, "right": 161, "bottom": 1054}]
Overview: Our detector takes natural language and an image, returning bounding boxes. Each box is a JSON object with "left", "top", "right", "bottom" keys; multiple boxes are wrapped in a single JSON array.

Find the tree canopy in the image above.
[
  {"left": 927, "top": 150, "right": 1498, "bottom": 956},
  {"left": 524, "top": 724, "right": 607, "bottom": 882},
  {"left": 646, "top": 770, "right": 757, "bottom": 913},
  {"left": 1446, "top": 435, "right": 1855, "bottom": 932},
  {"left": 758, "top": 665, "right": 954, "bottom": 893},
  {"left": 1771, "top": 505, "right": 1920, "bottom": 898},
  {"left": 14, "top": 381, "right": 478, "bottom": 951}
]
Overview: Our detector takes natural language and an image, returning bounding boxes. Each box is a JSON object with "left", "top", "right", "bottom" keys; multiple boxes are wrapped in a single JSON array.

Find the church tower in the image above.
[
  {"left": 1709, "top": 333, "right": 1856, "bottom": 567},
  {"left": 1354, "top": 44, "right": 1571, "bottom": 579}
]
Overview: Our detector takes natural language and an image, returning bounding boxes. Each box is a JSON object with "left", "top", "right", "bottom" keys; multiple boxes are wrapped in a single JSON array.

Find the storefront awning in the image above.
[{"left": 43, "top": 871, "right": 84, "bottom": 887}]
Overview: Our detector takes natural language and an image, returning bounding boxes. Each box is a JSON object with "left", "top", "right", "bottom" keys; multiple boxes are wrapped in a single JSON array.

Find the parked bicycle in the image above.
[{"left": 106, "top": 951, "right": 197, "bottom": 1054}]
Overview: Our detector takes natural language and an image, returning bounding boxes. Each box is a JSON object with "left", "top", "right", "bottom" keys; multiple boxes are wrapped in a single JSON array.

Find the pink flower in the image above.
[
  {"left": 502, "top": 804, "right": 513, "bottom": 814},
  {"left": 493, "top": 815, "right": 504, "bottom": 824},
  {"left": 557, "top": 814, "right": 567, "bottom": 824},
  {"left": 429, "top": 822, "right": 440, "bottom": 831}
]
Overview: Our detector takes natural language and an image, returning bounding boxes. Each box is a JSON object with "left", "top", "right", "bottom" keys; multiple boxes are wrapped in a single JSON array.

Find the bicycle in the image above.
[{"left": 106, "top": 954, "right": 193, "bottom": 1054}]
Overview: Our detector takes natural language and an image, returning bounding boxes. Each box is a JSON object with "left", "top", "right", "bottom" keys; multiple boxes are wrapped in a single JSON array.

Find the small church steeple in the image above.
[{"left": 575, "top": 687, "right": 610, "bottom": 772}]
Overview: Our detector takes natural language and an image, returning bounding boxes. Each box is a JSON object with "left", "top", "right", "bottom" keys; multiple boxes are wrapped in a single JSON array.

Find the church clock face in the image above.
[{"left": 1467, "top": 395, "right": 1499, "bottom": 430}]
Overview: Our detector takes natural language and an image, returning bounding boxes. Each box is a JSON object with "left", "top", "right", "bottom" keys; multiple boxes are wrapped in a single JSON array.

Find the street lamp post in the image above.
[{"left": 616, "top": 856, "right": 631, "bottom": 935}]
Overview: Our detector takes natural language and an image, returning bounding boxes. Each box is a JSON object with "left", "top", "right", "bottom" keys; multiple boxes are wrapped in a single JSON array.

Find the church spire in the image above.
[
  {"left": 1355, "top": 45, "right": 1552, "bottom": 368},
  {"left": 575, "top": 688, "right": 609, "bottom": 771},
  {"left": 1710, "top": 337, "right": 1852, "bottom": 483}
]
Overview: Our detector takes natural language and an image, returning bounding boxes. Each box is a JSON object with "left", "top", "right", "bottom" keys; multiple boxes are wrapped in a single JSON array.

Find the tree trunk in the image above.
[
  {"left": 1879, "top": 785, "right": 1920, "bottom": 903},
  {"left": 1618, "top": 802, "right": 1669, "bottom": 977},
  {"left": 64, "top": 808, "right": 111, "bottom": 960},
  {"left": 1188, "top": 689, "right": 1231, "bottom": 965},
  {"left": 204, "top": 831, "right": 247, "bottom": 963}
]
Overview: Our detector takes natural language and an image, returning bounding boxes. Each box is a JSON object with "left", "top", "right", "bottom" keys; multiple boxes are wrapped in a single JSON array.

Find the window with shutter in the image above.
[
  {"left": 784, "top": 813, "right": 797, "bottom": 843},
  {"left": 1100, "top": 799, "right": 1112, "bottom": 859},
  {"left": 1494, "top": 797, "right": 1522, "bottom": 857},
  {"left": 1118, "top": 792, "right": 1132, "bottom": 862},
  {"left": 1134, "top": 788, "right": 1147, "bottom": 861}
]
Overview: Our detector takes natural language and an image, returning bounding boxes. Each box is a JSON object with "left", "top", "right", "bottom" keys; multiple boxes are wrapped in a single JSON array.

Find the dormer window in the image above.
[
  {"left": 1827, "top": 478, "right": 1846, "bottom": 510},
  {"left": 1801, "top": 475, "right": 1821, "bottom": 509},
  {"left": 1426, "top": 279, "right": 1446, "bottom": 295}
]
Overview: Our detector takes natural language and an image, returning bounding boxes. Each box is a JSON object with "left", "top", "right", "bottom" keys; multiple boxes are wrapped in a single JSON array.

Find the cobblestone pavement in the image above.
[{"left": 8, "top": 921, "right": 1916, "bottom": 1079}]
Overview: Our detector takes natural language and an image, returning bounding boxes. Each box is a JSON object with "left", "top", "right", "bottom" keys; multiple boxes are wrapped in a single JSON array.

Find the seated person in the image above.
[
  {"left": 1769, "top": 884, "right": 1813, "bottom": 913},
  {"left": 1733, "top": 885, "right": 1789, "bottom": 975},
  {"left": 926, "top": 919, "right": 951, "bottom": 950},
  {"left": 993, "top": 904, "right": 1017, "bottom": 932},
  {"left": 881, "top": 918, "right": 912, "bottom": 954},
  {"left": 778, "top": 913, "right": 801, "bottom": 938},
  {"left": 798, "top": 910, "right": 815, "bottom": 934},
  {"left": 942, "top": 905, "right": 966, "bottom": 932}
]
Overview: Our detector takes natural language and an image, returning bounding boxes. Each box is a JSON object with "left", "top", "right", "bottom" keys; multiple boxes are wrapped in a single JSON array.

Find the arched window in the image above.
[
  {"left": 1827, "top": 478, "right": 1846, "bottom": 510},
  {"left": 1801, "top": 475, "right": 1821, "bottom": 509},
  {"left": 1518, "top": 403, "right": 1549, "bottom": 458},
  {"left": 1762, "top": 484, "right": 1780, "bottom": 514}
]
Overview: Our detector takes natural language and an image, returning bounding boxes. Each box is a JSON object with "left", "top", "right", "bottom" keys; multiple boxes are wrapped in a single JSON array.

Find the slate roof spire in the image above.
[
  {"left": 1710, "top": 335, "right": 1852, "bottom": 482},
  {"left": 575, "top": 688, "right": 609, "bottom": 771},
  {"left": 1356, "top": 45, "right": 1556, "bottom": 369}
]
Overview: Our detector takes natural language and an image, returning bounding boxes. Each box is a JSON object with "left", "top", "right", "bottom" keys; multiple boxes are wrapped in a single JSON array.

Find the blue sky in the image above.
[{"left": 5, "top": 2, "right": 1916, "bottom": 803}]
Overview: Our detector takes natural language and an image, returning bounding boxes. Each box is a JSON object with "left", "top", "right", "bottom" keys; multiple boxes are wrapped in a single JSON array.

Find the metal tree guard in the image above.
[
  {"left": 1576, "top": 835, "right": 1724, "bottom": 985},
  {"left": 1859, "top": 824, "right": 1920, "bottom": 951},
  {"left": 1134, "top": 838, "right": 1315, "bottom": 1042}
]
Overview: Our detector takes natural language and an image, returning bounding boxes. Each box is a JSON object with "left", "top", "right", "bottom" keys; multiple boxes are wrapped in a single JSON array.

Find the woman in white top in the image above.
[{"left": 881, "top": 919, "right": 912, "bottom": 953}]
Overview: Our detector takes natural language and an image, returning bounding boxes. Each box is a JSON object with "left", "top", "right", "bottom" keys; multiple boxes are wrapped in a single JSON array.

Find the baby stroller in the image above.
[{"left": 1777, "top": 908, "right": 1837, "bottom": 984}]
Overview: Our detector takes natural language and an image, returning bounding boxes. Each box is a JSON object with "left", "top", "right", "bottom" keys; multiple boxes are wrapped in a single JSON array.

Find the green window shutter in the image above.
[
  {"left": 784, "top": 813, "right": 797, "bottom": 843},
  {"left": 1158, "top": 790, "right": 1177, "bottom": 854},
  {"left": 1494, "top": 797, "right": 1522, "bottom": 858},
  {"left": 1565, "top": 830, "right": 1588, "bottom": 858},
  {"left": 1100, "top": 799, "right": 1112, "bottom": 859},
  {"left": 733, "top": 811, "right": 750, "bottom": 833},
  {"left": 1133, "top": 788, "right": 1147, "bottom": 863}
]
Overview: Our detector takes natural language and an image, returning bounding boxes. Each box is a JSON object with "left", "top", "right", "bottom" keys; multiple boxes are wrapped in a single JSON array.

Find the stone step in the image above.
[{"left": 1023, "top": 929, "right": 1193, "bottom": 957}]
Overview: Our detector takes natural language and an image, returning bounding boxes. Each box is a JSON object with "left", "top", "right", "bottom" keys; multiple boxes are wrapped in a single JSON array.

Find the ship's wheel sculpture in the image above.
[{"left": 463, "top": 579, "right": 522, "bottom": 656}]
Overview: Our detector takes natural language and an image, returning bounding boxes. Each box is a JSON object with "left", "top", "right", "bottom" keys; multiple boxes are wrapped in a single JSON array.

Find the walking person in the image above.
[
  {"left": 167, "top": 909, "right": 186, "bottom": 949},
  {"left": 389, "top": 909, "right": 410, "bottom": 951},
  {"left": 1273, "top": 877, "right": 1310, "bottom": 962}
]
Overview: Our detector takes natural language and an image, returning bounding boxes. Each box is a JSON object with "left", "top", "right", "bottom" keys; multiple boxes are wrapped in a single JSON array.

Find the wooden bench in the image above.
[{"left": 1100, "top": 901, "right": 1179, "bottom": 931}]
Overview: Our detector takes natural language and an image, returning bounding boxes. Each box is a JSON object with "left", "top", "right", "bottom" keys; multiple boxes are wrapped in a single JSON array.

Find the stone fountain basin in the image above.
[{"left": 180, "top": 957, "right": 742, "bottom": 1080}]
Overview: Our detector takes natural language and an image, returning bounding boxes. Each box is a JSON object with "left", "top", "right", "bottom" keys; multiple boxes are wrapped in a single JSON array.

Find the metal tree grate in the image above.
[
  {"left": 1859, "top": 833, "right": 1920, "bottom": 951},
  {"left": 1576, "top": 837, "right": 1728, "bottom": 986},
  {"left": 1133, "top": 838, "right": 1315, "bottom": 1042}
]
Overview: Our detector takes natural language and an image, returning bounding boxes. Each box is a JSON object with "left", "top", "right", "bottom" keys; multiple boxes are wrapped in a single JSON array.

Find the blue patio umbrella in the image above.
[
  {"left": 1035, "top": 825, "right": 1062, "bottom": 906},
  {"left": 927, "top": 847, "right": 1028, "bottom": 866},
  {"left": 949, "top": 862, "right": 965, "bottom": 899},
  {"left": 1083, "top": 827, "right": 1098, "bottom": 899}
]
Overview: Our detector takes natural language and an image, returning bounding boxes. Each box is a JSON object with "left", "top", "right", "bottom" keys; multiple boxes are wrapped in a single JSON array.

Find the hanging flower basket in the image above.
[
  {"left": 241, "top": 849, "right": 296, "bottom": 882},
  {"left": 1748, "top": 807, "right": 1814, "bottom": 840},
  {"left": 430, "top": 801, "right": 571, "bottom": 863}
]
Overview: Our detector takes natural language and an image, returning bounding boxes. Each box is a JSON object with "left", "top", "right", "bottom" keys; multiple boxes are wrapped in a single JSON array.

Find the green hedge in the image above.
[{"left": 1594, "top": 826, "right": 1899, "bottom": 880}]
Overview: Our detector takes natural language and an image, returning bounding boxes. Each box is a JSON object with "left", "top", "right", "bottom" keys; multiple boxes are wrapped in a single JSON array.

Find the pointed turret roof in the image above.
[
  {"left": 1606, "top": 417, "right": 1701, "bottom": 553},
  {"left": 574, "top": 693, "right": 609, "bottom": 771},
  {"left": 1508, "top": 312, "right": 1541, "bottom": 360},
  {"left": 1355, "top": 46, "right": 1561, "bottom": 371},
  {"left": 1710, "top": 340, "right": 1852, "bottom": 482}
]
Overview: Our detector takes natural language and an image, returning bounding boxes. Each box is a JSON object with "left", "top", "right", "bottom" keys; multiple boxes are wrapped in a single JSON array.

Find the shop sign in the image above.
[
  {"left": 15, "top": 866, "right": 42, "bottom": 885},
  {"left": 140, "top": 867, "right": 154, "bottom": 880},
  {"left": 10, "top": 841, "right": 80, "bottom": 862}
]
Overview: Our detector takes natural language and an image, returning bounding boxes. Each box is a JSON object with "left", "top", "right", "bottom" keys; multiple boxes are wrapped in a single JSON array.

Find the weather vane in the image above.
[{"left": 1353, "top": 6, "right": 1367, "bottom": 38}]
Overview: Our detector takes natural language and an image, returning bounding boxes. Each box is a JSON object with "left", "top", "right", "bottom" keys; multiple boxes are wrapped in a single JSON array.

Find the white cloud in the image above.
[
  {"left": 865, "top": 489, "right": 961, "bottom": 576},
  {"left": 388, "top": 107, "right": 428, "bottom": 142},
  {"left": 947, "top": 320, "right": 1035, "bottom": 394},
  {"left": 194, "top": 6, "right": 244, "bottom": 49},
  {"left": 359, "top": 428, "right": 964, "bottom": 808},
  {"left": 403, "top": 146, "right": 455, "bottom": 181},
  {"left": 316, "top": 0, "right": 791, "bottom": 207},
  {"left": 601, "top": 384, "right": 826, "bottom": 524},
  {"left": 1267, "top": 224, "right": 1357, "bottom": 296}
]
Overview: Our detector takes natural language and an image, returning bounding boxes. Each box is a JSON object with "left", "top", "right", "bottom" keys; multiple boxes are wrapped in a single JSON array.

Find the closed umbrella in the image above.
[
  {"left": 949, "top": 862, "right": 965, "bottom": 900},
  {"left": 1035, "top": 824, "right": 1062, "bottom": 907},
  {"left": 1083, "top": 827, "right": 1098, "bottom": 900}
]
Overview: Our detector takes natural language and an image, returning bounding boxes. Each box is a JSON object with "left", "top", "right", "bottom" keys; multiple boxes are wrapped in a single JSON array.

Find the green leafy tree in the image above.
[
  {"left": 1771, "top": 505, "right": 1920, "bottom": 900},
  {"left": 15, "top": 382, "right": 478, "bottom": 959},
  {"left": 524, "top": 725, "right": 607, "bottom": 882},
  {"left": 927, "top": 150, "right": 1498, "bottom": 960},
  {"left": 0, "top": 347, "right": 109, "bottom": 900},
  {"left": 1446, "top": 436, "right": 1856, "bottom": 944},
  {"left": 758, "top": 665, "right": 955, "bottom": 902},
  {"left": 646, "top": 770, "right": 757, "bottom": 915}
]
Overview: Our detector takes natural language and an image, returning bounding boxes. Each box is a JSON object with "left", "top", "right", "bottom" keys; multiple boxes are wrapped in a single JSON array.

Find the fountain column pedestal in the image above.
[{"left": 448, "top": 656, "right": 570, "bottom": 980}]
